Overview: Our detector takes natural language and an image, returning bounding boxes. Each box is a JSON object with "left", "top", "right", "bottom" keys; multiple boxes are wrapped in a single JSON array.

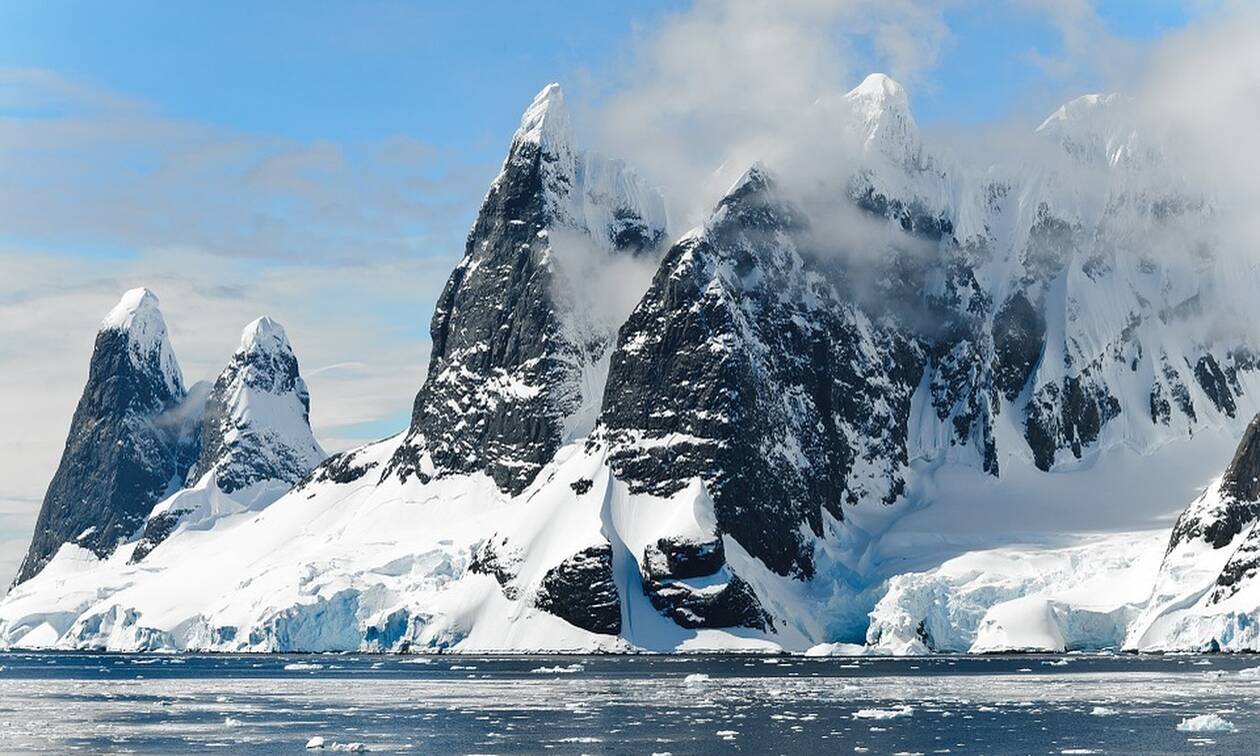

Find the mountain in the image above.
[
  {"left": 4, "top": 77, "right": 1260, "bottom": 653},
  {"left": 13, "top": 289, "right": 197, "bottom": 584},
  {"left": 130, "top": 317, "right": 326, "bottom": 562},
  {"left": 384, "top": 83, "right": 666, "bottom": 495},
  {"left": 1123, "top": 413, "right": 1260, "bottom": 651}
]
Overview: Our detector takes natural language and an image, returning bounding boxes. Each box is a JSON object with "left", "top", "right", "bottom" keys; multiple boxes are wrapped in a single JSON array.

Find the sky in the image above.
[{"left": 0, "top": 0, "right": 1238, "bottom": 583}]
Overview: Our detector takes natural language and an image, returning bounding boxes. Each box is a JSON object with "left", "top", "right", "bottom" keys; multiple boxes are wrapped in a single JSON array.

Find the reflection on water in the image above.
[{"left": 0, "top": 652, "right": 1257, "bottom": 754}]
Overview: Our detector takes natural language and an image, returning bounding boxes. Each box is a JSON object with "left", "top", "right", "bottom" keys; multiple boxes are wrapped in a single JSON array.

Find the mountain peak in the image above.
[
  {"left": 840, "top": 73, "right": 921, "bottom": 170},
  {"left": 239, "top": 316, "right": 289, "bottom": 355},
  {"left": 512, "top": 82, "right": 571, "bottom": 152},
  {"left": 101, "top": 287, "right": 161, "bottom": 331},
  {"left": 98, "top": 287, "right": 182, "bottom": 397},
  {"left": 1036, "top": 93, "right": 1123, "bottom": 134},
  {"left": 847, "top": 73, "right": 908, "bottom": 107}
]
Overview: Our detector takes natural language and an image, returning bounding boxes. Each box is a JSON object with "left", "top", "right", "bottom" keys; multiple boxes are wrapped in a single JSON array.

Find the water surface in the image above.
[{"left": 0, "top": 652, "right": 1256, "bottom": 753}]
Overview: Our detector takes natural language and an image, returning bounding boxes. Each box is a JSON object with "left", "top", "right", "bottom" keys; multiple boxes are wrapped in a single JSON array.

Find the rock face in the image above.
[
  {"left": 533, "top": 544, "right": 621, "bottom": 635},
  {"left": 642, "top": 536, "right": 769, "bottom": 630},
  {"left": 188, "top": 317, "right": 324, "bottom": 493},
  {"left": 600, "top": 166, "right": 921, "bottom": 578},
  {"left": 385, "top": 83, "right": 666, "bottom": 495},
  {"left": 9, "top": 76, "right": 1260, "bottom": 653},
  {"left": 15, "top": 289, "right": 193, "bottom": 584},
  {"left": 1167, "top": 414, "right": 1260, "bottom": 554},
  {"left": 131, "top": 317, "right": 326, "bottom": 562}
]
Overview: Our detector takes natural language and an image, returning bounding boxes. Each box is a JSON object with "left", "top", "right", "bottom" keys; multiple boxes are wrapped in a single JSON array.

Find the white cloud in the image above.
[{"left": 589, "top": 0, "right": 957, "bottom": 227}]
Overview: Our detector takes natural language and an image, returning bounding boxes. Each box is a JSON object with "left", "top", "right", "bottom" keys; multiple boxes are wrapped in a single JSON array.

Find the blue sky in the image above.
[
  {"left": 0, "top": 0, "right": 1224, "bottom": 581},
  {"left": 1, "top": 1, "right": 1200, "bottom": 154}
]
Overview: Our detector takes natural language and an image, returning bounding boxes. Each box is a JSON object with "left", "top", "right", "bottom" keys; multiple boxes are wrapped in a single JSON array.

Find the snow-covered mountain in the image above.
[
  {"left": 13, "top": 288, "right": 198, "bottom": 585},
  {"left": 5, "top": 77, "right": 1260, "bottom": 653},
  {"left": 130, "top": 317, "right": 326, "bottom": 562}
]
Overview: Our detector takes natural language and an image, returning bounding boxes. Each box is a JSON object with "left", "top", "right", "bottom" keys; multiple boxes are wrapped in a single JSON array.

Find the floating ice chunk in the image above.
[
  {"left": 305, "top": 736, "right": 326, "bottom": 749},
  {"left": 284, "top": 663, "right": 324, "bottom": 671},
  {"left": 1090, "top": 706, "right": 1118, "bottom": 716},
  {"left": 555, "top": 737, "right": 602, "bottom": 743},
  {"left": 530, "top": 663, "right": 584, "bottom": 674},
  {"left": 853, "top": 705, "right": 914, "bottom": 719},
  {"left": 1176, "top": 714, "right": 1237, "bottom": 733},
  {"left": 684, "top": 673, "right": 711, "bottom": 685},
  {"left": 224, "top": 717, "right": 242, "bottom": 727},
  {"left": 716, "top": 730, "right": 738, "bottom": 740},
  {"left": 804, "top": 642, "right": 869, "bottom": 657}
]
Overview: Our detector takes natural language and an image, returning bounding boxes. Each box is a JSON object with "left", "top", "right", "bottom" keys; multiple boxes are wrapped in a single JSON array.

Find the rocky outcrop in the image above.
[
  {"left": 15, "top": 289, "right": 194, "bottom": 584},
  {"left": 1167, "top": 413, "right": 1260, "bottom": 554},
  {"left": 533, "top": 544, "right": 621, "bottom": 635},
  {"left": 385, "top": 83, "right": 665, "bottom": 495},
  {"left": 642, "top": 536, "right": 769, "bottom": 630},
  {"left": 601, "top": 166, "right": 921, "bottom": 578},
  {"left": 187, "top": 317, "right": 324, "bottom": 493},
  {"left": 131, "top": 317, "right": 325, "bottom": 562}
]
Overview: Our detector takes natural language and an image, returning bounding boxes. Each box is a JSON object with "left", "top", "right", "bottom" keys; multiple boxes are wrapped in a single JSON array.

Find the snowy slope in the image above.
[{"left": 6, "top": 76, "right": 1260, "bottom": 654}]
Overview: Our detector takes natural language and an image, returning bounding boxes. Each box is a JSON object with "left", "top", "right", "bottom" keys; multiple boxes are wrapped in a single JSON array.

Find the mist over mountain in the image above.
[{"left": 6, "top": 54, "right": 1260, "bottom": 654}]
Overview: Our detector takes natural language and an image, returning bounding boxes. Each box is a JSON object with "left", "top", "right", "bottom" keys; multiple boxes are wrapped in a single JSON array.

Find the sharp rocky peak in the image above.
[
  {"left": 846, "top": 73, "right": 910, "bottom": 109},
  {"left": 511, "top": 82, "right": 572, "bottom": 154},
  {"left": 189, "top": 314, "right": 323, "bottom": 494},
  {"left": 238, "top": 316, "right": 290, "bottom": 356},
  {"left": 839, "top": 73, "right": 923, "bottom": 171},
  {"left": 99, "top": 287, "right": 184, "bottom": 398},
  {"left": 14, "top": 288, "right": 193, "bottom": 584}
]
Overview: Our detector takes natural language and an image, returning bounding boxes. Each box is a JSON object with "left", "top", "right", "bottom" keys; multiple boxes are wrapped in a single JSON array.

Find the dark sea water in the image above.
[{"left": 0, "top": 652, "right": 1257, "bottom": 754}]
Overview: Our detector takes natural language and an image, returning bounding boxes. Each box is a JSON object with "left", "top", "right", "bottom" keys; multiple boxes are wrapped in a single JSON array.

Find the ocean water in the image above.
[{"left": 0, "top": 652, "right": 1256, "bottom": 753}]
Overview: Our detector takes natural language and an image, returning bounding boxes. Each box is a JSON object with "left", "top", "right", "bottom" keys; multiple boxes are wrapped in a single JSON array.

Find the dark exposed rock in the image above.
[
  {"left": 1223, "top": 414, "right": 1260, "bottom": 502},
  {"left": 643, "top": 536, "right": 726, "bottom": 581},
  {"left": 533, "top": 544, "right": 621, "bottom": 635},
  {"left": 15, "top": 290, "right": 191, "bottom": 584},
  {"left": 639, "top": 535, "right": 769, "bottom": 630},
  {"left": 992, "top": 291, "right": 1045, "bottom": 400},
  {"left": 384, "top": 84, "right": 664, "bottom": 497},
  {"left": 129, "top": 509, "right": 189, "bottom": 563},
  {"left": 600, "top": 166, "right": 923, "bottom": 578},
  {"left": 1021, "top": 203, "right": 1079, "bottom": 281},
  {"left": 645, "top": 574, "right": 770, "bottom": 630},
  {"left": 1166, "top": 414, "right": 1260, "bottom": 555},
  {"left": 569, "top": 478, "right": 593, "bottom": 495},
  {"left": 190, "top": 317, "right": 324, "bottom": 495},
  {"left": 1209, "top": 524, "right": 1260, "bottom": 604},
  {"left": 1024, "top": 374, "right": 1121, "bottom": 471},
  {"left": 1194, "top": 354, "right": 1237, "bottom": 418},
  {"left": 300, "top": 449, "right": 379, "bottom": 488}
]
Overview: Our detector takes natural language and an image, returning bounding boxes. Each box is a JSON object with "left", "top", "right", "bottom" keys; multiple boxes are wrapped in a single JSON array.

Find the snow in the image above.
[
  {"left": 512, "top": 83, "right": 569, "bottom": 152},
  {"left": 99, "top": 287, "right": 184, "bottom": 397},
  {"left": 238, "top": 316, "right": 288, "bottom": 355},
  {"left": 8, "top": 78, "right": 1260, "bottom": 656}
]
